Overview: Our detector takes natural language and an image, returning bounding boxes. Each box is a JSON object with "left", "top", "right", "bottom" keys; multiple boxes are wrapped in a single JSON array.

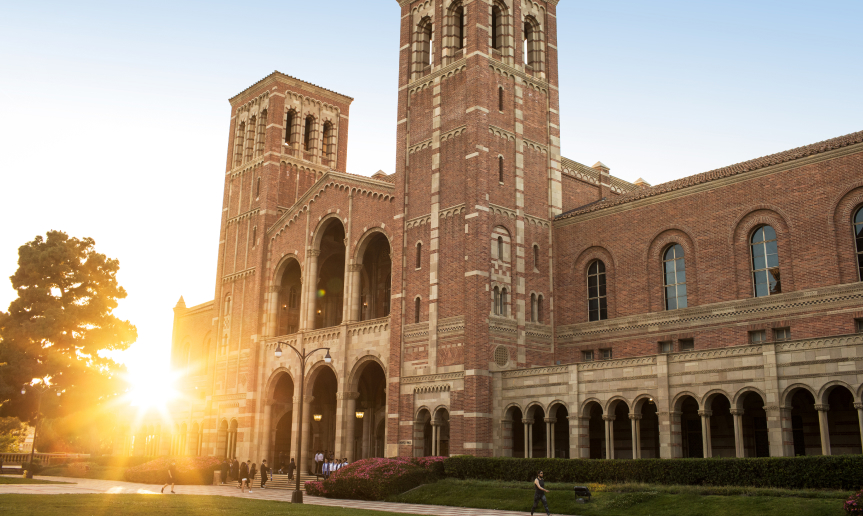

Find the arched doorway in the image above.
[
  {"left": 271, "top": 372, "right": 294, "bottom": 468},
  {"left": 315, "top": 221, "right": 346, "bottom": 329},
  {"left": 359, "top": 233, "right": 392, "bottom": 321},
  {"left": 277, "top": 259, "right": 302, "bottom": 336},
  {"left": 789, "top": 388, "right": 820, "bottom": 456},
  {"left": 527, "top": 405, "right": 547, "bottom": 458},
  {"left": 503, "top": 406, "right": 524, "bottom": 458},
  {"left": 583, "top": 401, "right": 604, "bottom": 459},
  {"left": 434, "top": 408, "right": 450, "bottom": 456},
  {"left": 705, "top": 393, "right": 735, "bottom": 458},
  {"left": 826, "top": 385, "right": 862, "bottom": 455},
  {"left": 740, "top": 391, "right": 769, "bottom": 457},
  {"left": 676, "top": 395, "right": 702, "bottom": 458},
  {"left": 308, "top": 367, "right": 337, "bottom": 462},
  {"left": 354, "top": 361, "right": 387, "bottom": 460},
  {"left": 633, "top": 397, "right": 661, "bottom": 458},
  {"left": 551, "top": 404, "right": 569, "bottom": 458},
  {"left": 610, "top": 400, "right": 632, "bottom": 459},
  {"left": 415, "top": 408, "right": 433, "bottom": 457},
  {"left": 227, "top": 419, "right": 238, "bottom": 459}
]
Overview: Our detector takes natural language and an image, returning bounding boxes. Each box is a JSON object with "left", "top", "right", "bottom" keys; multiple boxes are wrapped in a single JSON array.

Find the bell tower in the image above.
[{"left": 389, "top": 0, "right": 562, "bottom": 457}]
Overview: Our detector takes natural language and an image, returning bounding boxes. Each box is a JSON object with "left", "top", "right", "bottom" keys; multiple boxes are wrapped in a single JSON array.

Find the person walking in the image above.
[
  {"left": 161, "top": 460, "right": 177, "bottom": 494},
  {"left": 239, "top": 460, "right": 249, "bottom": 493},
  {"left": 248, "top": 460, "right": 257, "bottom": 493},
  {"left": 530, "top": 470, "right": 551, "bottom": 516},
  {"left": 232, "top": 458, "right": 240, "bottom": 485},
  {"left": 260, "top": 459, "right": 269, "bottom": 489},
  {"left": 287, "top": 458, "right": 296, "bottom": 480},
  {"left": 220, "top": 459, "right": 229, "bottom": 485}
]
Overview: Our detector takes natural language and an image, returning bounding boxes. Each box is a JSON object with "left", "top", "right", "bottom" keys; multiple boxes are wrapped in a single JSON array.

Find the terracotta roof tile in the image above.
[{"left": 555, "top": 129, "right": 863, "bottom": 221}]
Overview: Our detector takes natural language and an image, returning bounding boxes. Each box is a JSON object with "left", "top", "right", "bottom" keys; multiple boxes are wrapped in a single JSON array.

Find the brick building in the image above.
[{"left": 119, "top": 0, "right": 863, "bottom": 466}]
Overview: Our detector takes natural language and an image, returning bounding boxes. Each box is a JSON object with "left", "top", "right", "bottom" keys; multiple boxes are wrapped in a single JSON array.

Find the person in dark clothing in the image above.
[
  {"left": 287, "top": 458, "right": 296, "bottom": 480},
  {"left": 220, "top": 460, "right": 229, "bottom": 485},
  {"left": 239, "top": 460, "right": 249, "bottom": 493},
  {"left": 248, "top": 461, "right": 257, "bottom": 493},
  {"left": 531, "top": 470, "right": 551, "bottom": 516},
  {"left": 232, "top": 458, "right": 239, "bottom": 484},
  {"left": 260, "top": 460, "right": 269, "bottom": 489},
  {"left": 161, "top": 460, "right": 177, "bottom": 494}
]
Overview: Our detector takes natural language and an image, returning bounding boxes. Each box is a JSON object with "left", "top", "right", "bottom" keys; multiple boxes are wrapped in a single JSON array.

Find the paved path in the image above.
[{"left": 0, "top": 475, "right": 531, "bottom": 516}]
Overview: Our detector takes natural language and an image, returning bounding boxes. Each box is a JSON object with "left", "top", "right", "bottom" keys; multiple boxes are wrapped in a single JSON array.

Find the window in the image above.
[
  {"left": 533, "top": 245, "right": 539, "bottom": 270},
  {"left": 321, "top": 121, "right": 333, "bottom": 164},
  {"left": 773, "top": 327, "right": 791, "bottom": 342},
  {"left": 751, "top": 226, "right": 781, "bottom": 297},
  {"left": 497, "top": 236, "right": 504, "bottom": 260},
  {"left": 679, "top": 338, "right": 695, "bottom": 351},
  {"left": 587, "top": 260, "right": 608, "bottom": 321},
  {"left": 537, "top": 295, "right": 544, "bottom": 323},
  {"left": 530, "top": 293, "right": 537, "bottom": 322},
  {"left": 856, "top": 318, "right": 863, "bottom": 333},
  {"left": 749, "top": 330, "right": 766, "bottom": 344},
  {"left": 659, "top": 341, "right": 673, "bottom": 354},
  {"left": 491, "top": 5, "right": 500, "bottom": 49},
  {"left": 493, "top": 286, "right": 500, "bottom": 315},
  {"left": 600, "top": 348, "right": 613, "bottom": 360},
  {"left": 304, "top": 116, "right": 314, "bottom": 151},
  {"left": 854, "top": 207, "right": 863, "bottom": 280},
  {"left": 453, "top": 4, "right": 464, "bottom": 50},
  {"left": 582, "top": 350, "right": 594, "bottom": 362},
  {"left": 234, "top": 122, "right": 245, "bottom": 167},
  {"left": 414, "top": 297, "right": 421, "bottom": 324},
  {"left": 416, "top": 17, "right": 433, "bottom": 76},
  {"left": 255, "top": 110, "right": 267, "bottom": 157},
  {"left": 416, "top": 242, "right": 422, "bottom": 269},
  {"left": 663, "top": 244, "right": 687, "bottom": 310},
  {"left": 245, "top": 115, "right": 256, "bottom": 162},
  {"left": 501, "top": 288, "right": 508, "bottom": 317},
  {"left": 252, "top": 226, "right": 257, "bottom": 247},
  {"left": 285, "top": 110, "right": 295, "bottom": 144},
  {"left": 498, "top": 87, "right": 504, "bottom": 111},
  {"left": 498, "top": 156, "right": 504, "bottom": 183},
  {"left": 224, "top": 295, "right": 232, "bottom": 315},
  {"left": 255, "top": 177, "right": 261, "bottom": 199}
]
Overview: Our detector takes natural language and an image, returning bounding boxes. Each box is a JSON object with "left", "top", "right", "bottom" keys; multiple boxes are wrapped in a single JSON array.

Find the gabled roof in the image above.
[
  {"left": 229, "top": 71, "right": 354, "bottom": 105},
  {"left": 555, "top": 129, "right": 863, "bottom": 221}
]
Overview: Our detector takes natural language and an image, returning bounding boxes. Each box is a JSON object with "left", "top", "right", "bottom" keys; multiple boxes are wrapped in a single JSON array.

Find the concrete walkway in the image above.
[{"left": 0, "top": 475, "right": 531, "bottom": 516}]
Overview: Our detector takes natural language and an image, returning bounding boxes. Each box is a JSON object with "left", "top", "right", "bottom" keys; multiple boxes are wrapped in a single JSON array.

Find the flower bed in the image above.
[
  {"left": 847, "top": 489, "right": 863, "bottom": 514},
  {"left": 306, "top": 457, "right": 446, "bottom": 500},
  {"left": 124, "top": 456, "right": 223, "bottom": 485}
]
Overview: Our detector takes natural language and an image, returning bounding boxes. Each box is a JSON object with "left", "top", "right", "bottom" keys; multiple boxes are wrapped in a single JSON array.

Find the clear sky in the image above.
[{"left": 1, "top": 0, "right": 861, "bottom": 381}]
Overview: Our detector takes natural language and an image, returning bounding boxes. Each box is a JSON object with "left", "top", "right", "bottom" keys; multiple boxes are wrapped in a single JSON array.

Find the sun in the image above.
[{"left": 112, "top": 343, "right": 182, "bottom": 413}]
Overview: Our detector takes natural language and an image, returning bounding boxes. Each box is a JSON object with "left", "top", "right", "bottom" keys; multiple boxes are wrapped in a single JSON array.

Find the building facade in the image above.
[{"left": 123, "top": 0, "right": 863, "bottom": 467}]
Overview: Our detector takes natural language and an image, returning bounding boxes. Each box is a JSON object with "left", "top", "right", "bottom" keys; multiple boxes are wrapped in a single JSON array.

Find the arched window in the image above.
[
  {"left": 304, "top": 116, "right": 314, "bottom": 151},
  {"left": 500, "top": 288, "right": 508, "bottom": 317},
  {"left": 493, "top": 286, "right": 500, "bottom": 314},
  {"left": 452, "top": 3, "right": 465, "bottom": 50},
  {"left": 252, "top": 226, "right": 257, "bottom": 247},
  {"left": 416, "top": 242, "right": 422, "bottom": 269},
  {"left": 663, "top": 244, "right": 687, "bottom": 310},
  {"left": 255, "top": 177, "right": 261, "bottom": 199},
  {"left": 587, "top": 260, "right": 607, "bottom": 321},
  {"left": 498, "top": 87, "right": 504, "bottom": 111},
  {"left": 537, "top": 295, "right": 544, "bottom": 323},
  {"left": 234, "top": 121, "right": 245, "bottom": 167},
  {"left": 854, "top": 207, "right": 863, "bottom": 280},
  {"left": 255, "top": 110, "right": 267, "bottom": 157},
  {"left": 285, "top": 110, "right": 295, "bottom": 144},
  {"left": 414, "top": 297, "right": 421, "bottom": 324},
  {"left": 416, "top": 17, "right": 433, "bottom": 77},
  {"left": 498, "top": 156, "right": 504, "bottom": 183},
  {"left": 491, "top": 5, "right": 501, "bottom": 49},
  {"left": 533, "top": 244, "right": 539, "bottom": 269},
  {"left": 288, "top": 286, "right": 298, "bottom": 309},
  {"left": 523, "top": 16, "right": 542, "bottom": 71},
  {"left": 224, "top": 294, "right": 232, "bottom": 315},
  {"left": 530, "top": 293, "right": 537, "bottom": 322},
  {"left": 751, "top": 226, "right": 781, "bottom": 297},
  {"left": 497, "top": 236, "right": 504, "bottom": 260},
  {"left": 321, "top": 121, "right": 334, "bottom": 164},
  {"left": 523, "top": 22, "right": 531, "bottom": 64},
  {"left": 245, "top": 115, "right": 256, "bottom": 162}
]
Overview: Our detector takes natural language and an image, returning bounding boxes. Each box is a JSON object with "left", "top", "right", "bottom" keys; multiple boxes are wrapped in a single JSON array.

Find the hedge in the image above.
[
  {"left": 306, "top": 457, "right": 445, "bottom": 500},
  {"left": 124, "top": 457, "right": 223, "bottom": 485},
  {"left": 443, "top": 455, "right": 863, "bottom": 491}
]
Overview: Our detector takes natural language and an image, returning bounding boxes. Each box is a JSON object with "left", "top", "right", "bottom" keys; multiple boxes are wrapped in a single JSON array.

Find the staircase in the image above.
[{"left": 265, "top": 473, "right": 319, "bottom": 491}]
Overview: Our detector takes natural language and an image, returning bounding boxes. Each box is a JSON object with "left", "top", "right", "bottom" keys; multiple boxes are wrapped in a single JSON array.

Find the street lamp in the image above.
[
  {"left": 274, "top": 341, "right": 331, "bottom": 503},
  {"left": 355, "top": 411, "right": 364, "bottom": 419},
  {"left": 20, "top": 380, "right": 59, "bottom": 477}
]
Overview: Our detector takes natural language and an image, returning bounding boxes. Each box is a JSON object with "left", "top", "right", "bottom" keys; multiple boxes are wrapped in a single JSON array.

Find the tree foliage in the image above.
[
  {"left": 0, "top": 231, "right": 137, "bottom": 421},
  {"left": 0, "top": 416, "right": 26, "bottom": 453}
]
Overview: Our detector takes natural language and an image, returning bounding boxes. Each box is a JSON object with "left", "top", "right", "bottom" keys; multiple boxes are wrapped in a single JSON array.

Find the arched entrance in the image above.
[
  {"left": 277, "top": 259, "right": 302, "bottom": 336},
  {"left": 315, "top": 221, "right": 345, "bottom": 329},
  {"left": 503, "top": 405, "right": 524, "bottom": 457},
  {"left": 705, "top": 393, "right": 735, "bottom": 458},
  {"left": 308, "top": 366, "right": 337, "bottom": 462},
  {"left": 609, "top": 400, "right": 632, "bottom": 459},
  {"left": 217, "top": 420, "right": 228, "bottom": 458},
  {"left": 527, "top": 405, "right": 547, "bottom": 458},
  {"left": 353, "top": 360, "right": 387, "bottom": 460},
  {"left": 825, "top": 385, "right": 862, "bottom": 455},
  {"left": 739, "top": 391, "right": 769, "bottom": 457},
  {"left": 415, "top": 408, "right": 433, "bottom": 457},
  {"left": 359, "top": 233, "right": 391, "bottom": 321},
  {"left": 551, "top": 404, "right": 569, "bottom": 458},
  {"left": 676, "top": 395, "right": 702, "bottom": 458},
  {"left": 633, "top": 397, "right": 661, "bottom": 458},
  {"left": 271, "top": 372, "right": 294, "bottom": 468},
  {"left": 789, "top": 388, "right": 820, "bottom": 456},
  {"left": 434, "top": 408, "right": 450, "bottom": 456},
  {"left": 583, "top": 401, "right": 604, "bottom": 459}
]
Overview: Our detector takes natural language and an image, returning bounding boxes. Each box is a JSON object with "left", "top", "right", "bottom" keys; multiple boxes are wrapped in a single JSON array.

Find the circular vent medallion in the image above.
[{"left": 494, "top": 345, "right": 509, "bottom": 367}]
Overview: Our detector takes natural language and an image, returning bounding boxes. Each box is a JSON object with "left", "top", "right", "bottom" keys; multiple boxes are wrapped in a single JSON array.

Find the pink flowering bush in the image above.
[
  {"left": 124, "top": 456, "right": 223, "bottom": 485},
  {"left": 846, "top": 490, "right": 863, "bottom": 514},
  {"left": 305, "top": 457, "right": 446, "bottom": 500}
]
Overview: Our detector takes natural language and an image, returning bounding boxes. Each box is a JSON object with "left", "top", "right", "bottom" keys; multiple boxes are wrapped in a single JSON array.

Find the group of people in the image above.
[
  {"left": 217, "top": 458, "right": 271, "bottom": 493},
  {"left": 313, "top": 450, "right": 348, "bottom": 479}
]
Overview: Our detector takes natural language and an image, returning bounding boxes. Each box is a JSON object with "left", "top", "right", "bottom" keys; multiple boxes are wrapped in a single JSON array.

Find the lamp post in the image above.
[
  {"left": 20, "top": 380, "right": 59, "bottom": 478},
  {"left": 274, "top": 341, "right": 331, "bottom": 504}
]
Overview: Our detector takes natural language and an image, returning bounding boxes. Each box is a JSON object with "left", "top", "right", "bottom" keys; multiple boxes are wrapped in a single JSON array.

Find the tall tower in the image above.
[{"left": 389, "top": 0, "right": 562, "bottom": 457}]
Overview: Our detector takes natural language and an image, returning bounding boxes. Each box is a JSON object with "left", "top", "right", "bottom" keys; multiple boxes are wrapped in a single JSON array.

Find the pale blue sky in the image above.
[{"left": 1, "top": 0, "right": 860, "bottom": 372}]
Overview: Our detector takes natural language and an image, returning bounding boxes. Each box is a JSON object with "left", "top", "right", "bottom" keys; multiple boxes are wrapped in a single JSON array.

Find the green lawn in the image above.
[
  {"left": 387, "top": 478, "right": 849, "bottom": 516},
  {"left": 39, "top": 465, "right": 126, "bottom": 481},
  {"left": 0, "top": 494, "right": 399, "bottom": 516},
  {"left": 0, "top": 476, "right": 72, "bottom": 485}
]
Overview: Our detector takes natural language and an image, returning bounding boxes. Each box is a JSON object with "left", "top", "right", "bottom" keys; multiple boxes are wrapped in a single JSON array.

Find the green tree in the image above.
[
  {"left": 0, "top": 231, "right": 137, "bottom": 421},
  {"left": 0, "top": 416, "right": 26, "bottom": 452}
]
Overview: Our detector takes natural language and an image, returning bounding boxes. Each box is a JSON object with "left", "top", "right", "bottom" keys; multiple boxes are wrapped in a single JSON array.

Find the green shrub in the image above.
[
  {"left": 93, "top": 456, "right": 158, "bottom": 468},
  {"left": 307, "top": 457, "right": 446, "bottom": 500},
  {"left": 443, "top": 455, "right": 863, "bottom": 490},
  {"left": 21, "top": 462, "right": 43, "bottom": 475},
  {"left": 123, "top": 457, "right": 222, "bottom": 485}
]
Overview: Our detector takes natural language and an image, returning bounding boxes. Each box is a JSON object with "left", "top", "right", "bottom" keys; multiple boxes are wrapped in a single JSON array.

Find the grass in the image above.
[
  {"left": 0, "top": 494, "right": 407, "bottom": 516},
  {"left": 0, "top": 476, "right": 72, "bottom": 485},
  {"left": 39, "top": 465, "right": 126, "bottom": 481},
  {"left": 387, "top": 478, "right": 850, "bottom": 516}
]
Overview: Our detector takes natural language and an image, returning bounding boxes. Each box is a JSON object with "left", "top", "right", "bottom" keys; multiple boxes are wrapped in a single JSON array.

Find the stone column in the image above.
[
  {"left": 344, "top": 392, "right": 359, "bottom": 462},
  {"left": 544, "top": 418, "right": 556, "bottom": 458},
  {"left": 501, "top": 418, "right": 514, "bottom": 457},
  {"left": 261, "top": 403, "right": 272, "bottom": 464},
  {"left": 602, "top": 415, "right": 615, "bottom": 459},
  {"left": 348, "top": 264, "right": 363, "bottom": 322},
  {"left": 303, "top": 250, "right": 320, "bottom": 330},
  {"left": 855, "top": 402, "right": 863, "bottom": 451},
  {"left": 815, "top": 404, "right": 831, "bottom": 456},
  {"left": 698, "top": 409, "right": 713, "bottom": 458},
  {"left": 567, "top": 415, "right": 581, "bottom": 459},
  {"left": 301, "top": 395, "right": 314, "bottom": 473},
  {"left": 730, "top": 408, "right": 744, "bottom": 458},
  {"left": 289, "top": 395, "right": 300, "bottom": 465},
  {"left": 629, "top": 414, "right": 642, "bottom": 459},
  {"left": 522, "top": 419, "right": 532, "bottom": 458},
  {"left": 362, "top": 407, "right": 372, "bottom": 458}
]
